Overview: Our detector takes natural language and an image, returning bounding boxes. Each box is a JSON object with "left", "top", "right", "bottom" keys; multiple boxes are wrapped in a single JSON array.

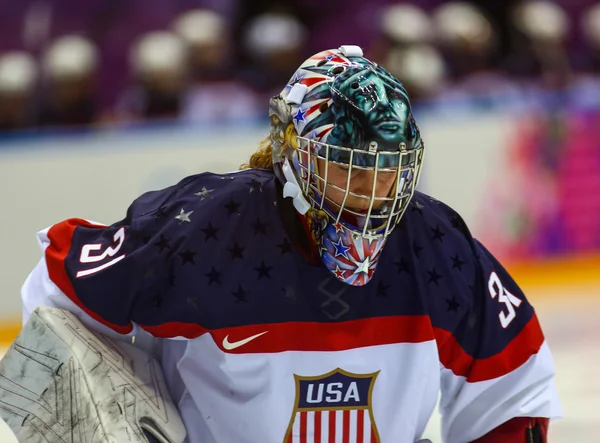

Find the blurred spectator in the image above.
[
  {"left": 173, "top": 9, "right": 261, "bottom": 123},
  {"left": 39, "top": 35, "right": 99, "bottom": 128},
  {"left": 242, "top": 11, "right": 308, "bottom": 99},
  {"left": 383, "top": 45, "right": 446, "bottom": 102},
  {"left": 116, "top": 31, "right": 187, "bottom": 121},
  {"left": 433, "top": 2, "right": 496, "bottom": 80},
  {"left": 430, "top": 2, "right": 523, "bottom": 109},
  {"left": 369, "top": 3, "right": 434, "bottom": 66},
  {"left": 173, "top": 9, "right": 230, "bottom": 81},
  {"left": 582, "top": 3, "right": 600, "bottom": 72},
  {"left": 570, "top": 4, "right": 600, "bottom": 109},
  {"left": 0, "top": 52, "right": 38, "bottom": 132},
  {"left": 508, "top": 1, "right": 572, "bottom": 89}
]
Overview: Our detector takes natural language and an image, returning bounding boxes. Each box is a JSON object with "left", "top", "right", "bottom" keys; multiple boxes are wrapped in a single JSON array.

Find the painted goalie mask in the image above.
[{"left": 271, "top": 46, "right": 424, "bottom": 286}]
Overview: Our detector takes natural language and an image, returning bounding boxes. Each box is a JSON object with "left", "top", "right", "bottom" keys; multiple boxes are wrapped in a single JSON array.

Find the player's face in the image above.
[{"left": 317, "top": 158, "right": 397, "bottom": 212}]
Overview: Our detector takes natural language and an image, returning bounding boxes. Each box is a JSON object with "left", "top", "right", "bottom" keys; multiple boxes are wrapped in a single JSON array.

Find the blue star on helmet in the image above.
[
  {"left": 292, "top": 71, "right": 306, "bottom": 85},
  {"left": 285, "top": 71, "right": 306, "bottom": 93},
  {"left": 332, "top": 238, "right": 351, "bottom": 259},
  {"left": 293, "top": 106, "right": 308, "bottom": 123}
]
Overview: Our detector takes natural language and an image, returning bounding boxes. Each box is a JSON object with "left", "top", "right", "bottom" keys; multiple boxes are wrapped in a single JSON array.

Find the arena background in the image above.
[{"left": 0, "top": 0, "right": 599, "bottom": 441}]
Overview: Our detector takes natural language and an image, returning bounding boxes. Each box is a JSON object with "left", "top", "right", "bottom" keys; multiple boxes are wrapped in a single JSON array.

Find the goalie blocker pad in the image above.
[{"left": 0, "top": 307, "right": 186, "bottom": 443}]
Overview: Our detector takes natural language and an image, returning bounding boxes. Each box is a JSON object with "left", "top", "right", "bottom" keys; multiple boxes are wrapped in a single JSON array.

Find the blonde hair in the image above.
[{"left": 240, "top": 136, "right": 274, "bottom": 170}]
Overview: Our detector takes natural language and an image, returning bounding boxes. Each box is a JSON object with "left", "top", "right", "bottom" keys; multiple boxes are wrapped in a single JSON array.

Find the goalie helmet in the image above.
[{"left": 270, "top": 45, "right": 424, "bottom": 286}]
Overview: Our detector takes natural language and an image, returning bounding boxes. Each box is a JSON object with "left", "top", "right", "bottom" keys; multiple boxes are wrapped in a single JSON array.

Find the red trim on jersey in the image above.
[
  {"left": 45, "top": 219, "right": 133, "bottom": 335},
  {"left": 471, "top": 417, "right": 548, "bottom": 443},
  {"left": 435, "top": 314, "right": 545, "bottom": 382},
  {"left": 140, "top": 315, "right": 435, "bottom": 352}
]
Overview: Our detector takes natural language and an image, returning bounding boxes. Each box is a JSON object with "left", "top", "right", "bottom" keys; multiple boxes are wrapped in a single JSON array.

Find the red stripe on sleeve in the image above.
[
  {"left": 435, "top": 314, "right": 545, "bottom": 383},
  {"left": 140, "top": 315, "right": 435, "bottom": 352},
  {"left": 45, "top": 219, "right": 133, "bottom": 335}
]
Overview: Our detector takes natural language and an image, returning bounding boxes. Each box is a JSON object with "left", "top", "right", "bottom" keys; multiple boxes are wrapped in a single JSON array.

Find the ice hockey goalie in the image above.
[{"left": 0, "top": 306, "right": 186, "bottom": 443}]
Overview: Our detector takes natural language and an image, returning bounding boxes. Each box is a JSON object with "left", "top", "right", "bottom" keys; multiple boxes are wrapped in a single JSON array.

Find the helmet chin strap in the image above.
[{"left": 282, "top": 157, "right": 311, "bottom": 214}]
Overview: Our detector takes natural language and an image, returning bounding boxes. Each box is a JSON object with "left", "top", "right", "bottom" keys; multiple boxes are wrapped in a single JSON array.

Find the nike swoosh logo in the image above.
[{"left": 222, "top": 331, "right": 268, "bottom": 350}]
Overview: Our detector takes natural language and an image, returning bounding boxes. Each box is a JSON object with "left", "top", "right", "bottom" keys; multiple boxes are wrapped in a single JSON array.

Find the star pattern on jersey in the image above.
[
  {"left": 153, "top": 235, "right": 171, "bottom": 253},
  {"left": 224, "top": 199, "right": 241, "bottom": 216},
  {"left": 175, "top": 208, "right": 193, "bottom": 223},
  {"left": 251, "top": 218, "right": 268, "bottom": 236},
  {"left": 254, "top": 261, "right": 273, "bottom": 279},
  {"left": 228, "top": 241, "right": 245, "bottom": 260},
  {"left": 451, "top": 254, "right": 466, "bottom": 271},
  {"left": 394, "top": 258, "right": 412, "bottom": 275},
  {"left": 431, "top": 226, "right": 446, "bottom": 242},
  {"left": 446, "top": 296, "right": 460, "bottom": 312},
  {"left": 201, "top": 222, "right": 219, "bottom": 241},
  {"left": 332, "top": 238, "right": 351, "bottom": 258},
  {"left": 179, "top": 249, "right": 197, "bottom": 266},
  {"left": 451, "top": 215, "right": 464, "bottom": 230},
  {"left": 205, "top": 266, "right": 221, "bottom": 285},
  {"left": 427, "top": 268, "right": 443, "bottom": 286},
  {"left": 277, "top": 238, "right": 292, "bottom": 255},
  {"left": 232, "top": 285, "right": 248, "bottom": 303},
  {"left": 194, "top": 187, "right": 214, "bottom": 200},
  {"left": 376, "top": 281, "right": 390, "bottom": 297}
]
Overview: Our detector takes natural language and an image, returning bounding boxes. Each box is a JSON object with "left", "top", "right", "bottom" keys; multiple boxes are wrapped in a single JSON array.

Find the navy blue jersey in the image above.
[{"left": 28, "top": 168, "right": 561, "bottom": 443}]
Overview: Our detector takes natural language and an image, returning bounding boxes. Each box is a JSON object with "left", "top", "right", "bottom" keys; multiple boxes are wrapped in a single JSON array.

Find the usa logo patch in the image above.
[{"left": 283, "top": 368, "right": 380, "bottom": 443}]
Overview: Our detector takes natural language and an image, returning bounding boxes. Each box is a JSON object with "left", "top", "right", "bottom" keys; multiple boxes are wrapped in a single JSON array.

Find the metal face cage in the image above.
[{"left": 295, "top": 135, "right": 424, "bottom": 240}]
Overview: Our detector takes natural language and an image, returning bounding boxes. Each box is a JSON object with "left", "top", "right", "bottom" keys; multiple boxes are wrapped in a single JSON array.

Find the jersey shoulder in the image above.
[
  {"left": 408, "top": 191, "right": 475, "bottom": 244},
  {"left": 398, "top": 191, "right": 481, "bottom": 315},
  {"left": 127, "top": 168, "right": 277, "bottom": 228}
]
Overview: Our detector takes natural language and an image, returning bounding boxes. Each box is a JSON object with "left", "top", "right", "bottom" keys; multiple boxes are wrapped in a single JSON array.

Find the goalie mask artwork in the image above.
[{"left": 271, "top": 46, "right": 425, "bottom": 286}]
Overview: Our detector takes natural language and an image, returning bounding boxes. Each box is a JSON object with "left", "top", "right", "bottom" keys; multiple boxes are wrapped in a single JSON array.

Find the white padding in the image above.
[
  {"left": 0, "top": 307, "right": 186, "bottom": 443},
  {"left": 286, "top": 83, "right": 308, "bottom": 105},
  {"left": 282, "top": 158, "right": 311, "bottom": 214},
  {"left": 339, "top": 45, "right": 363, "bottom": 57}
]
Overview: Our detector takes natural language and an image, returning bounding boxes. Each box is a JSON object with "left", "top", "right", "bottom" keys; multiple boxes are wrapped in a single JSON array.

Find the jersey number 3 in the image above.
[
  {"left": 76, "top": 227, "right": 126, "bottom": 278},
  {"left": 488, "top": 272, "right": 522, "bottom": 328}
]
